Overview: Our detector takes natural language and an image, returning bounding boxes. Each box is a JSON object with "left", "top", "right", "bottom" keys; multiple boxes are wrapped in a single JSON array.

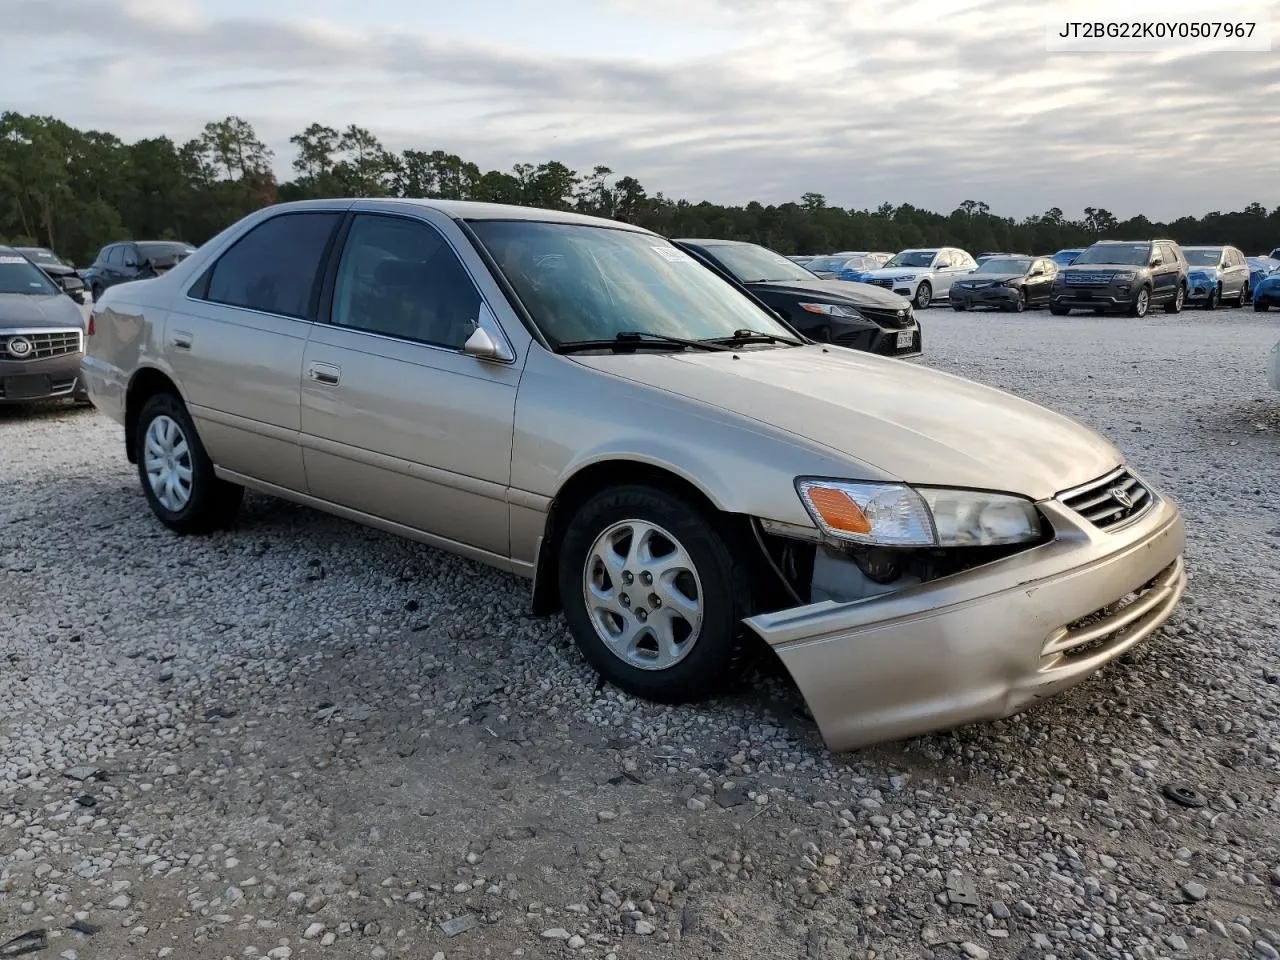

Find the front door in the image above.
[{"left": 299, "top": 212, "right": 522, "bottom": 561}]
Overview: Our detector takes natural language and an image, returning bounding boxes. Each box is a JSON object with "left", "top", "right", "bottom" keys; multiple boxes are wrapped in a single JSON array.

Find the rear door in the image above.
[
  {"left": 299, "top": 210, "right": 522, "bottom": 560},
  {"left": 104, "top": 245, "right": 126, "bottom": 288},
  {"left": 167, "top": 209, "right": 345, "bottom": 491}
]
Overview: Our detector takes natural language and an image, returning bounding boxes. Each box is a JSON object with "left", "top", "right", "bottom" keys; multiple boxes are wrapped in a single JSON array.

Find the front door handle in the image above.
[
  {"left": 171, "top": 330, "right": 193, "bottom": 350},
  {"left": 308, "top": 362, "right": 341, "bottom": 385}
]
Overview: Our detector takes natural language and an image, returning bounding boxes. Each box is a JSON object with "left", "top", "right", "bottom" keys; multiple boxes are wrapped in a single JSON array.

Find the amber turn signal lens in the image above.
[{"left": 803, "top": 486, "right": 872, "bottom": 534}]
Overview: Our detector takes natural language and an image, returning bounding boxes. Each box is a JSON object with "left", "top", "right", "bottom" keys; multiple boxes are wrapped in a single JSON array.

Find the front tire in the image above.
[
  {"left": 1163, "top": 283, "right": 1185, "bottom": 314},
  {"left": 558, "top": 485, "right": 752, "bottom": 704},
  {"left": 1130, "top": 286, "right": 1151, "bottom": 318},
  {"left": 135, "top": 392, "right": 242, "bottom": 534},
  {"left": 913, "top": 281, "right": 932, "bottom": 310},
  {"left": 1049, "top": 304, "right": 1070, "bottom": 316},
  {"left": 1010, "top": 290, "right": 1026, "bottom": 313}
]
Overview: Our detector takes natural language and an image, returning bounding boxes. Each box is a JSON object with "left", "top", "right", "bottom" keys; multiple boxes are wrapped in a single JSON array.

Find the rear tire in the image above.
[
  {"left": 1257, "top": 301, "right": 1270, "bottom": 312},
  {"left": 1163, "top": 283, "right": 1185, "bottom": 314},
  {"left": 558, "top": 485, "right": 753, "bottom": 704},
  {"left": 1049, "top": 304, "right": 1070, "bottom": 316},
  {"left": 135, "top": 392, "right": 242, "bottom": 534},
  {"left": 1232, "top": 284, "right": 1248, "bottom": 307},
  {"left": 952, "top": 303, "right": 966, "bottom": 312}
]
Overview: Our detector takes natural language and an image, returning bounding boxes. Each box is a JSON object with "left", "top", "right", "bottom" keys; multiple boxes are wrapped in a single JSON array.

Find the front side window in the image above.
[
  {"left": 469, "top": 220, "right": 797, "bottom": 348},
  {"left": 107, "top": 246, "right": 125, "bottom": 267},
  {"left": 0, "top": 254, "right": 60, "bottom": 295},
  {"left": 203, "top": 212, "right": 341, "bottom": 319},
  {"left": 330, "top": 215, "right": 481, "bottom": 349}
]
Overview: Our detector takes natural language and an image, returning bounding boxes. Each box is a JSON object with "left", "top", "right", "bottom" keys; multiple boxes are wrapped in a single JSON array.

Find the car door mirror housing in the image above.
[
  {"left": 59, "top": 275, "right": 85, "bottom": 292},
  {"left": 462, "top": 326, "right": 506, "bottom": 362},
  {"left": 1029, "top": 267, "right": 1044, "bottom": 276},
  {"left": 1150, "top": 256, "right": 1163, "bottom": 267}
]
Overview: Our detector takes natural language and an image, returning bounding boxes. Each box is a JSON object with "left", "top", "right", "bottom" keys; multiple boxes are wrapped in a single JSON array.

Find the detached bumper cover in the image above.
[{"left": 745, "top": 495, "right": 1186, "bottom": 752}]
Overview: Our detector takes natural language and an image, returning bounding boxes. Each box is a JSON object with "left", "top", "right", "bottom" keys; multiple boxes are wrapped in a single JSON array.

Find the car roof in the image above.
[
  {"left": 673, "top": 238, "right": 749, "bottom": 247},
  {"left": 357, "top": 198, "right": 654, "bottom": 232},
  {"left": 1181, "top": 245, "right": 1223, "bottom": 250}
]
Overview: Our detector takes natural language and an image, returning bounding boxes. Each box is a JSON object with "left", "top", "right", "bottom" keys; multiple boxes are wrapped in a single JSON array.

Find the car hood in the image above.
[
  {"left": 0, "top": 293, "right": 85, "bottom": 329},
  {"left": 958, "top": 272, "right": 1023, "bottom": 283},
  {"left": 573, "top": 346, "right": 1121, "bottom": 501},
  {"left": 863, "top": 266, "right": 926, "bottom": 278},
  {"left": 1059, "top": 263, "right": 1140, "bottom": 274},
  {"left": 749, "top": 278, "right": 912, "bottom": 310}
]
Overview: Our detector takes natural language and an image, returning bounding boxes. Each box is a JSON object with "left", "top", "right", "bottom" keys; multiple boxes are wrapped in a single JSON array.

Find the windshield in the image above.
[
  {"left": 137, "top": 241, "right": 196, "bottom": 261},
  {"left": 16, "top": 247, "right": 64, "bottom": 266},
  {"left": 883, "top": 251, "right": 936, "bottom": 269},
  {"left": 469, "top": 221, "right": 798, "bottom": 347},
  {"left": 1072, "top": 243, "right": 1151, "bottom": 266},
  {"left": 1183, "top": 248, "right": 1222, "bottom": 267},
  {"left": 839, "top": 256, "right": 878, "bottom": 272},
  {"left": 697, "top": 243, "right": 816, "bottom": 283},
  {"left": 805, "top": 256, "right": 852, "bottom": 273},
  {"left": 976, "top": 258, "right": 1032, "bottom": 274},
  {"left": 1052, "top": 250, "right": 1081, "bottom": 264},
  {"left": 0, "top": 255, "right": 61, "bottom": 295}
]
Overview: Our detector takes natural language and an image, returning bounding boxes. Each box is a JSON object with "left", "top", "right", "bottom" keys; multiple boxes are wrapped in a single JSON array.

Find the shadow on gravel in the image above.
[{"left": 0, "top": 400, "right": 94, "bottom": 424}]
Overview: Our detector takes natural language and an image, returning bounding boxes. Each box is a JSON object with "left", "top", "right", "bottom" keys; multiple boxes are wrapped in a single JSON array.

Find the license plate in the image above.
[
  {"left": 896, "top": 330, "right": 914, "bottom": 349},
  {"left": 3, "top": 375, "right": 52, "bottom": 399}
]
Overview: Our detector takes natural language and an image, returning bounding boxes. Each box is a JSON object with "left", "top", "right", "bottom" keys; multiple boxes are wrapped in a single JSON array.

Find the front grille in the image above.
[
  {"left": 0, "top": 329, "right": 83, "bottom": 361},
  {"left": 866, "top": 278, "right": 894, "bottom": 289},
  {"left": 1040, "top": 558, "right": 1184, "bottom": 663},
  {"left": 1064, "top": 272, "right": 1115, "bottom": 288},
  {"left": 1057, "top": 466, "right": 1154, "bottom": 530},
  {"left": 858, "top": 304, "right": 914, "bottom": 328}
]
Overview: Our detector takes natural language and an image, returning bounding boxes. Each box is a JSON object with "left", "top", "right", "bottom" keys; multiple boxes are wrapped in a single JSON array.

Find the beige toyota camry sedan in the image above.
[{"left": 81, "top": 199, "right": 1187, "bottom": 751}]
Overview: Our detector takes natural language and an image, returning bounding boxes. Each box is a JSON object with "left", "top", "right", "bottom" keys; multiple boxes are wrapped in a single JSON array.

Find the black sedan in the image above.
[
  {"left": 949, "top": 256, "right": 1058, "bottom": 312},
  {"left": 672, "top": 238, "right": 921, "bottom": 357}
]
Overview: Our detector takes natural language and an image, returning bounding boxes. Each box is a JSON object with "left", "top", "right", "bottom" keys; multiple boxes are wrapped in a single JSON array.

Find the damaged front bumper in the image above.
[{"left": 745, "top": 495, "right": 1186, "bottom": 752}]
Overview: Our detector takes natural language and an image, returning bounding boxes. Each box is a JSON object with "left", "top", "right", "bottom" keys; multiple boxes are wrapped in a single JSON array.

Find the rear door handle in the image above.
[
  {"left": 308, "top": 362, "right": 341, "bottom": 385},
  {"left": 171, "top": 330, "right": 193, "bottom": 350}
]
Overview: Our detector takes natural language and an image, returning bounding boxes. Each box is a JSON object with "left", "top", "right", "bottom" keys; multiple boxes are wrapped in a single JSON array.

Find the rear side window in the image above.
[{"left": 202, "top": 212, "right": 341, "bottom": 319}]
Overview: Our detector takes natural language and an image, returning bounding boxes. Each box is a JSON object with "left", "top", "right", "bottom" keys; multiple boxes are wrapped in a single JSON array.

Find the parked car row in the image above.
[{"left": 0, "top": 245, "right": 90, "bottom": 405}]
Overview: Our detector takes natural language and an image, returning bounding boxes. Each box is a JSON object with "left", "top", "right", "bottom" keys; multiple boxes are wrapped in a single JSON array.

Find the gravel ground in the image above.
[{"left": 2, "top": 307, "right": 1279, "bottom": 960}]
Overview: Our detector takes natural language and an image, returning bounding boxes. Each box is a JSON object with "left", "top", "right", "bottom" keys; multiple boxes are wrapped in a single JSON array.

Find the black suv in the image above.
[
  {"left": 1049, "top": 240, "right": 1187, "bottom": 317},
  {"left": 81, "top": 240, "right": 196, "bottom": 300}
]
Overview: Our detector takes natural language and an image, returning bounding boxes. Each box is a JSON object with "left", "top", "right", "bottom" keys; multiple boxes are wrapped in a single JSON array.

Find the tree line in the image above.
[{"left": 3, "top": 111, "right": 1278, "bottom": 269}]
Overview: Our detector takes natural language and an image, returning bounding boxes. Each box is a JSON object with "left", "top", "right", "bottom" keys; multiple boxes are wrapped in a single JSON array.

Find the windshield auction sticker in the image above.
[{"left": 1045, "top": 1, "right": 1271, "bottom": 51}]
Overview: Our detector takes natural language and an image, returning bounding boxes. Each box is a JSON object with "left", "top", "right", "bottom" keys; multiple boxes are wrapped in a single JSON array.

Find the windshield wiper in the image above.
[
  {"left": 704, "top": 328, "right": 804, "bottom": 346},
  {"left": 556, "top": 330, "right": 733, "bottom": 355}
]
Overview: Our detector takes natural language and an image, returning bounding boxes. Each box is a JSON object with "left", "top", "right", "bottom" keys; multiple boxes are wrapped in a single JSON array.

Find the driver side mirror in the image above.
[
  {"left": 1150, "top": 256, "right": 1163, "bottom": 267},
  {"left": 59, "top": 275, "right": 85, "bottom": 292},
  {"left": 462, "top": 328, "right": 504, "bottom": 361},
  {"left": 1029, "top": 267, "right": 1045, "bottom": 276}
]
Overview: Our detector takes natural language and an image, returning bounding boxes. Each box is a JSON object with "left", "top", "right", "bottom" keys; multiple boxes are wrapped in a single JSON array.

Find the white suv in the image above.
[{"left": 859, "top": 248, "right": 978, "bottom": 309}]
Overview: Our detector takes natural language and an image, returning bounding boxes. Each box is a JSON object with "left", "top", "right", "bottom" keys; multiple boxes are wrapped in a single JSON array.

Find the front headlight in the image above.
[
  {"left": 796, "top": 479, "right": 1042, "bottom": 547},
  {"left": 1111, "top": 271, "right": 1137, "bottom": 282},
  {"left": 799, "top": 302, "right": 862, "bottom": 319}
]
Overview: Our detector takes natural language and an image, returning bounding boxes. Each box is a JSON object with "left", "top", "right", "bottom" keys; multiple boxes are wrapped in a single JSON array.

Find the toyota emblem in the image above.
[
  {"left": 1110, "top": 486, "right": 1134, "bottom": 509},
  {"left": 6, "top": 335, "right": 33, "bottom": 358}
]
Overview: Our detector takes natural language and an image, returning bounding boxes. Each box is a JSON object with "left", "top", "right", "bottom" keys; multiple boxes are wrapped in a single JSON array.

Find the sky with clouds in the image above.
[{"left": 4, "top": 0, "right": 1279, "bottom": 220}]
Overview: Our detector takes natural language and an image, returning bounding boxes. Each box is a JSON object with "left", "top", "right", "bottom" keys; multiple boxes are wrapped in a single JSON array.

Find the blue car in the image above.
[
  {"left": 1254, "top": 265, "right": 1280, "bottom": 312},
  {"left": 1246, "top": 257, "right": 1280, "bottom": 301},
  {"left": 835, "top": 254, "right": 888, "bottom": 283},
  {"left": 1050, "top": 248, "right": 1084, "bottom": 267}
]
